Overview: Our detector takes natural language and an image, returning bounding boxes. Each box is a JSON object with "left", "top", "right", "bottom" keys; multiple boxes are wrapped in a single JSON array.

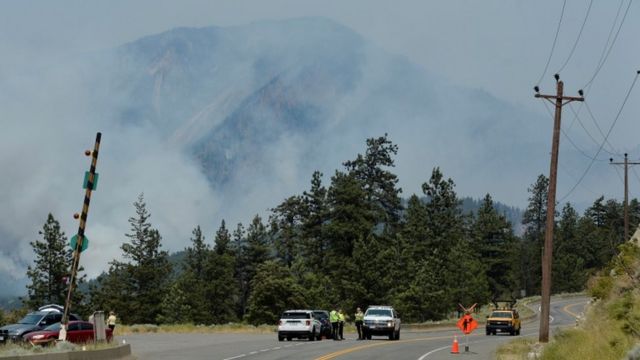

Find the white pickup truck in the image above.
[{"left": 362, "top": 305, "right": 401, "bottom": 340}]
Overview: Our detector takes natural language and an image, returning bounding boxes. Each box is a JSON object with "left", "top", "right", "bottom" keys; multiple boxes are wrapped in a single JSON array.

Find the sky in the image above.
[{"left": 1, "top": 0, "right": 639, "bottom": 294}]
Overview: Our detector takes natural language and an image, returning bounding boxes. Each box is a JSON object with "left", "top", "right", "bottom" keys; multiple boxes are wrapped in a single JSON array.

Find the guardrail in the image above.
[{"left": 0, "top": 344, "right": 133, "bottom": 360}]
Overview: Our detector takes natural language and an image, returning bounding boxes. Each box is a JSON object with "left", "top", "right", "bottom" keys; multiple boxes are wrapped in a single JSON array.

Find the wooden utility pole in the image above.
[
  {"left": 60, "top": 132, "right": 101, "bottom": 341},
  {"left": 610, "top": 153, "right": 640, "bottom": 242},
  {"left": 534, "top": 74, "right": 583, "bottom": 343}
]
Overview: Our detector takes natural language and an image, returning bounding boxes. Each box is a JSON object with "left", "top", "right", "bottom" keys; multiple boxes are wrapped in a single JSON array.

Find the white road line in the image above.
[
  {"left": 222, "top": 354, "right": 246, "bottom": 360},
  {"left": 272, "top": 347, "right": 281, "bottom": 350},
  {"left": 249, "top": 351, "right": 258, "bottom": 355},
  {"left": 416, "top": 345, "right": 450, "bottom": 360},
  {"left": 284, "top": 345, "right": 293, "bottom": 348},
  {"left": 259, "top": 349, "right": 269, "bottom": 352}
]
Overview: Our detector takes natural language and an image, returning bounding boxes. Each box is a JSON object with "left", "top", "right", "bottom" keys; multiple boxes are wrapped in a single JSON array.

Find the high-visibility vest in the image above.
[
  {"left": 330, "top": 310, "right": 339, "bottom": 322},
  {"left": 338, "top": 312, "right": 345, "bottom": 322},
  {"left": 355, "top": 311, "right": 364, "bottom": 321}
]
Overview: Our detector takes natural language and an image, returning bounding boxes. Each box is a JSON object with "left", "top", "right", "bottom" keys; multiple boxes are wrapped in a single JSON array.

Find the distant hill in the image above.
[{"left": 460, "top": 197, "right": 524, "bottom": 235}]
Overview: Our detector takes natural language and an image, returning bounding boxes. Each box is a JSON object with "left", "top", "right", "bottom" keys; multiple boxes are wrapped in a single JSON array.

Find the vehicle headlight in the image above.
[
  {"left": 32, "top": 334, "right": 44, "bottom": 340},
  {"left": 387, "top": 321, "right": 394, "bottom": 327}
]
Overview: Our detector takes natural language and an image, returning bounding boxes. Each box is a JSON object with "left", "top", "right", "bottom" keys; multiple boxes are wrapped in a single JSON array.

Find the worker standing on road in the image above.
[
  {"left": 354, "top": 307, "right": 364, "bottom": 340},
  {"left": 338, "top": 308, "right": 345, "bottom": 340},
  {"left": 330, "top": 307, "right": 340, "bottom": 340},
  {"left": 107, "top": 311, "right": 117, "bottom": 331}
]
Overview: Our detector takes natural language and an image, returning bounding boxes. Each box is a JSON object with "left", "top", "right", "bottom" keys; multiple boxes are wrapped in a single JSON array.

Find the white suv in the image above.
[
  {"left": 363, "top": 305, "right": 401, "bottom": 340},
  {"left": 277, "top": 310, "right": 322, "bottom": 341}
]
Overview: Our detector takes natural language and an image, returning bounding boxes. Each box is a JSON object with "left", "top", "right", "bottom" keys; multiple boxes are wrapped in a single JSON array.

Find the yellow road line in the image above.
[
  {"left": 314, "top": 334, "right": 480, "bottom": 360},
  {"left": 562, "top": 301, "right": 588, "bottom": 318}
]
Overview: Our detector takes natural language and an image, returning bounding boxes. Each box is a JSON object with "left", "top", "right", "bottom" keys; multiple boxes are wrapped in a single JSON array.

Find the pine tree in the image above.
[
  {"left": 245, "top": 261, "right": 307, "bottom": 325},
  {"left": 270, "top": 196, "right": 304, "bottom": 267},
  {"left": 205, "top": 220, "right": 239, "bottom": 323},
  {"left": 520, "top": 174, "right": 549, "bottom": 296},
  {"left": 300, "top": 171, "right": 329, "bottom": 272},
  {"left": 472, "top": 194, "right": 519, "bottom": 298},
  {"left": 91, "top": 194, "right": 171, "bottom": 324},
  {"left": 343, "top": 134, "right": 403, "bottom": 233},
  {"left": 553, "top": 203, "right": 586, "bottom": 293},
  {"left": 25, "top": 214, "right": 85, "bottom": 309},
  {"left": 421, "top": 167, "right": 464, "bottom": 253},
  {"left": 163, "top": 226, "right": 211, "bottom": 324}
]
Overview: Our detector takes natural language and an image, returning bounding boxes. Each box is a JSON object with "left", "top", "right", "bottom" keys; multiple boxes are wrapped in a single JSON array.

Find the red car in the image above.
[{"left": 23, "top": 321, "right": 113, "bottom": 346}]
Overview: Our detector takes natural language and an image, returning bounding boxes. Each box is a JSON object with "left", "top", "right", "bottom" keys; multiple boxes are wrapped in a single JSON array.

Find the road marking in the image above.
[
  {"left": 259, "top": 349, "right": 269, "bottom": 352},
  {"left": 563, "top": 301, "right": 588, "bottom": 318},
  {"left": 416, "top": 345, "right": 449, "bottom": 360},
  {"left": 272, "top": 347, "right": 281, "bottom": 350},
  {"left": 314, "top": 334, "right": 479, "bottom": 360},
  {"left": 249, "top": 351, "right": 258, "bottom": 355},
  {"left": 222, "top": 354, "right": 246, "bottom": 360}
]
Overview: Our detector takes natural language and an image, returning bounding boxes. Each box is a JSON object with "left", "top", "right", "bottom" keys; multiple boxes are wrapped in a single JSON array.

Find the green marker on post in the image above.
[{"left": 70, "top": 235, "right": 89, "bottom": 252}]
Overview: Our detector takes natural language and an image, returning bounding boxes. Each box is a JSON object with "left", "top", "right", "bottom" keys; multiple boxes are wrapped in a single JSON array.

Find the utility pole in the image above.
[
  {"left": 60, "top": 132, "right": 101, "bottom": 341},
  {"left": 534, "top": 74, "right": 583, "bottom": 343},
  {"left": 610, "top": 153, "right": 640, "bottom": 242}
]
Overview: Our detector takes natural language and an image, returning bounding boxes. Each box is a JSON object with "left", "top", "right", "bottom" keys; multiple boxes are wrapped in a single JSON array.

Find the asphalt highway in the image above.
[{"left": 123, "top": 296, "right": 588, "bottom": 360}]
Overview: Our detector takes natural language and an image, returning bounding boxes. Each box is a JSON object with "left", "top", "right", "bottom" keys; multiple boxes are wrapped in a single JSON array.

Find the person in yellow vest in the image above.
[
  {"left": 338, "top": 308, "right": 346, "bottom": 340},
  {"left": 329, "top": 307, "right": 340, "bottom": 340},
  {"left": 354, "top": 307, "right": 364, "bottom": 340}
]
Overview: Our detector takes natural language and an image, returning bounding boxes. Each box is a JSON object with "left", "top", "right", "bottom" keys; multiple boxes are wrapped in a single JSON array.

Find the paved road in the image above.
[{"left": 122, "top": 296, "right": 588, "bottom": 360}]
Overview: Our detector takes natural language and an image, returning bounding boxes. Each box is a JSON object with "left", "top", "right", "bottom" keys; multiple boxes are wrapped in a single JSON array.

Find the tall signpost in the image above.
[
  {"left": 60, "top": 132, "right": 101, "bottom": 341},
  {"left": 534, "top": 75, "right": 583, "bottom": 342}
]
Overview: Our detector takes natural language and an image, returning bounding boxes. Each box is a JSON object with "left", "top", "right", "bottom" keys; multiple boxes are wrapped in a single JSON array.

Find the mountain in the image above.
[
  {"left": 97, "top": 17, "right": 549, "bottom": 199},
  {"left": 2, "top": 17, "right": 554, "bottom": 296}
]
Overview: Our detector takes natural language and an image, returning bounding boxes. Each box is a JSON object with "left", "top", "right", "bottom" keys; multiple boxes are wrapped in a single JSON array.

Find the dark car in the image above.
[
  {"left": 23, "top": 321, "right": 113, "bottom": 346},
  {"left": 0, "top": 306, "right": 80, "bottom": 342},
  {"left": 313, "top": 310, "right": 332, "bottom": 339}
]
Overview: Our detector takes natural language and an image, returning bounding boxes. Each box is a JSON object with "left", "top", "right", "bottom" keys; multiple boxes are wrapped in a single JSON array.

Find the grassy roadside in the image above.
[{"left": 497, "top": 243, "right": 640, "bottom": 360}]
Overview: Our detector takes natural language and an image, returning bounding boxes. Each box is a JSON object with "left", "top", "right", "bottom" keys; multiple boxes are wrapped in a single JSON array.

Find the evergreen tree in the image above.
[
  {"left": 472, "top": 194, "right": 519, "bottom": 298},
  {"left": 270, "top": 196, "right": 304, "bottom": 267},
  {"left": 520, "top": 174, "right": 549, "bottom": 296},
  {"left": 421, "top": 167, "right": 464, "bottom": 253},
  {"left": 343, "top": 134, "right": 403, "bottom": 232},
  {"left": 91, "top": 194, "right": 171, "bottom": 324},
  {"left": 553, "top": 203, "right": 587, "bottom": 293},
  {"left": 245, "top": 260, "right": 307, "bottom": 325},
  {"left": 300, "top": 171, "right": 329, "bottom": 272},
  {"left": 205, "top": 220, "right": 239, "bottom": 323},
  {"left": 25, "top": 214, "right": 85, "bottom": 310},
  {"left": 163, "top": 226, "right": 210, "bottom": 324}
]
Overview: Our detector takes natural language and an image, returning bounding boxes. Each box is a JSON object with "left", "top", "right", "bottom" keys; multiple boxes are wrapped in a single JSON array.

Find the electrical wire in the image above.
[
  {"left": 569, "top": 103, "right": 620, "bottom": 156},
  {"left": 633, "top": 167, "right": 640, "bottom": 185},
  {"left": 558, "top": 72, "right": 639, "bottom": 203},
  {"left": 536, "top": 0, "right": 567, "bottom": 85},
  {"left": 542, "top": 102, "right": 608, "bottom": 161},
  {"left": 556, "top": 0, "right": 594, "bottom": 73},
  {"left": 583, "top": 0, "right": 633, "bottom": 89}
]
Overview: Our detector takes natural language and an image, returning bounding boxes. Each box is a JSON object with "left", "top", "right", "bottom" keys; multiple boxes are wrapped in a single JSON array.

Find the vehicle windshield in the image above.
[
  {"left": 313, "top": 312, "right": 328, "bottom": 319},
  {"left": 490, "top": 311, "right": 513, "bottom": 318},
  {"left": 366, "top": 309, "right": 392, "bottom": 317},
  {"left": 282, "top": 312, "right": 311, "bottom": 319},
  {"left": 18, "top": 314, "right": 42, "bottom": 325},
  {"left": 44, "top": 322, "right": 61, "bottom": 331}
]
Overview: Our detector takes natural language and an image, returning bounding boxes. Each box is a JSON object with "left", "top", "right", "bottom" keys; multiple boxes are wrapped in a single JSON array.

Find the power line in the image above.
[
  {"left": 583, "top": 0, "right": 633, "bottom": 89},
  {"left": 582, "top": 102, "right": 623, "bottom": 156},
  {"left": 568, "top": 103, "right": 619, "bottom": 156},
  {"left": 543, "top": 102, "right": 608, "bottom": 161},
  {"left": 559, "top": 71, "right": 639, "bottom": 203},
  {"left": 556, "top": 0, "right": 594, "bottom": 73},
  {"left": 536, "top": 0, "right": 567, "bottom": 85}
]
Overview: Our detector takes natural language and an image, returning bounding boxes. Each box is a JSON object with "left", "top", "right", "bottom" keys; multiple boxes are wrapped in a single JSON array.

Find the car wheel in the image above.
[
  {"left": 395, "top": 330, "right": 400, "bottom": 340},
  {"left": 388, "top": 332, "right": 394, "bottom": 340},
  {"left": 316, "top": 331, "right": 322, "bottom": 341},
  {"left": 287, "top": 336, "right": 292, "bottom": 341},
  {"left": 309, "top": 328, "right": 315, "bottom": 341}
]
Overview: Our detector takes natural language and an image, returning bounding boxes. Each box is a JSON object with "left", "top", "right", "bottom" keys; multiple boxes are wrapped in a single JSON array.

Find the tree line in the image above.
[{"left": 23, "top": 135, "right": 639, "bottom": 325}]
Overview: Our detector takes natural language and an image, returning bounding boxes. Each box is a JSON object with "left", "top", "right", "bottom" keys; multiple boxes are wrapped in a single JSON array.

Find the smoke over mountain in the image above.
[{"left": 1, "top": 17, "right": 548, "bottom": 295}]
